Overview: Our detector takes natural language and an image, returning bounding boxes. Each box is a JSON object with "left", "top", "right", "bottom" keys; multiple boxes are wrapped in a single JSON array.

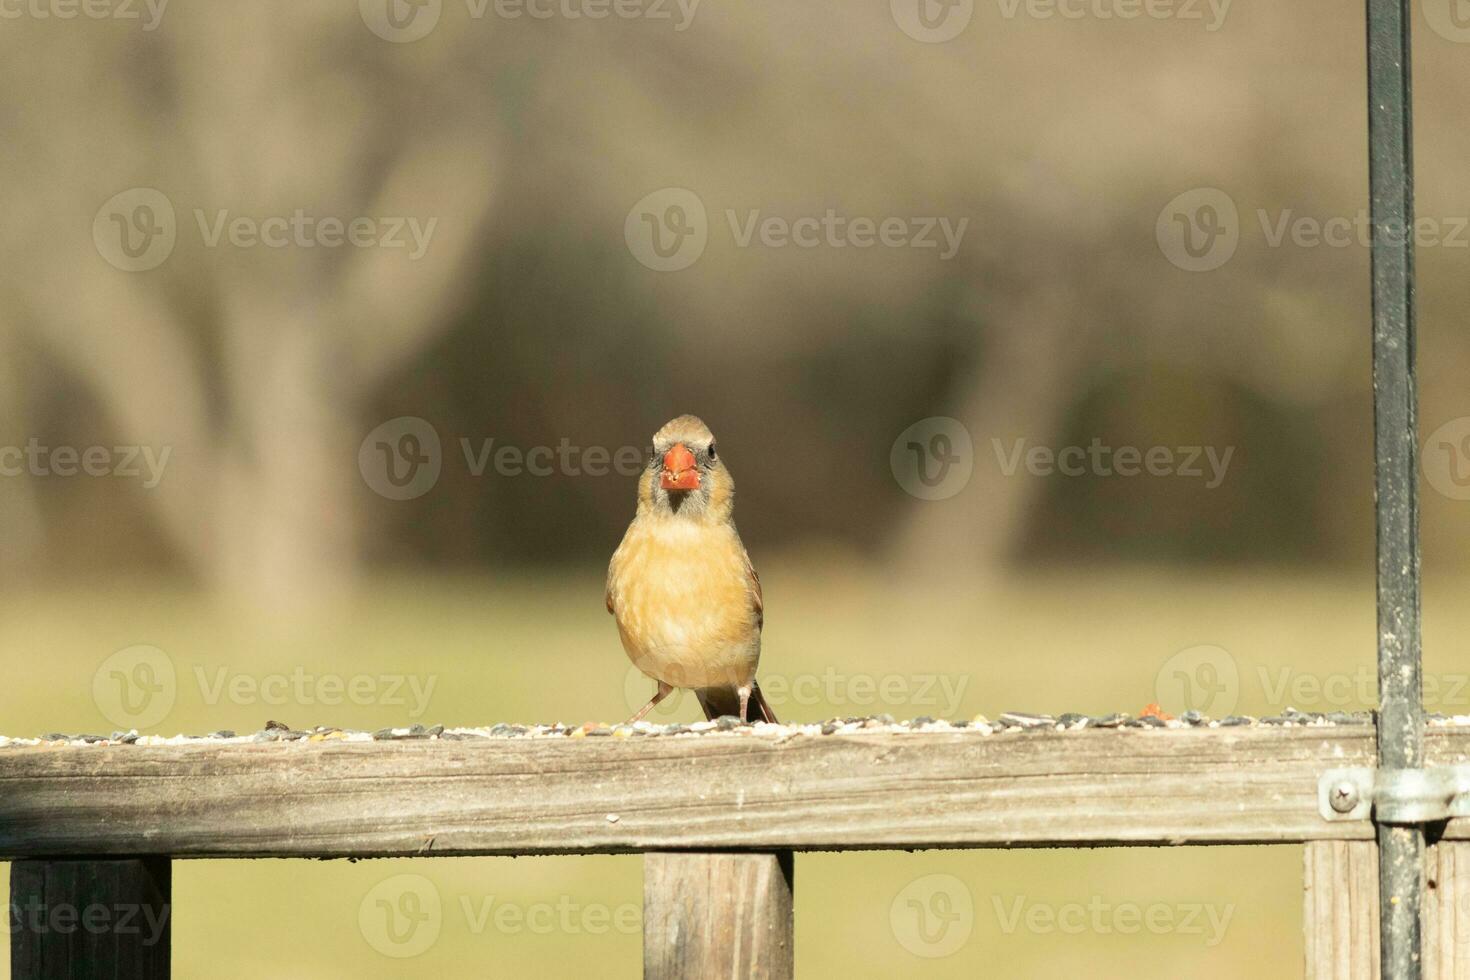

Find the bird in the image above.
[{"left": 607, "top": 415, "right": 778, "bottom": 725}]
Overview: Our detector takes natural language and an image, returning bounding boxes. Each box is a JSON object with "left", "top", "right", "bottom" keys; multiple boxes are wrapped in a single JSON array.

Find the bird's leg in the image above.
[
  {"left": 627, "top": 681, "right": 674, "bottom": 724},
  {"left": 737, "top": 684, "right": 752, "bottom": 723}
]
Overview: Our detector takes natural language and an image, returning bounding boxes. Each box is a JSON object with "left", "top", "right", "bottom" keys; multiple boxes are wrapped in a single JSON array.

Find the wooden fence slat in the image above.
[
  {"left": 1304, "top": 840, "right": 1470, "bottom": 980},
  {"left": 1425, "top": 841, "right": 1470, "bottom": 979},
  {"left": 644, "top": 852, "right": 793, "bottom": 980},
  {"left": 1304, "top": 840, "right": 1379, "bottom": 980},
  {"left": 10, "top": 858, "right": 171, "bottom": 980}
]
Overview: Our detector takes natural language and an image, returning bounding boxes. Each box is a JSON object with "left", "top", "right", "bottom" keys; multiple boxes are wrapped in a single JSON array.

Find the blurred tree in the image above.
[{"left": 0, "top": 8, "right": 497, "bottom": 611}]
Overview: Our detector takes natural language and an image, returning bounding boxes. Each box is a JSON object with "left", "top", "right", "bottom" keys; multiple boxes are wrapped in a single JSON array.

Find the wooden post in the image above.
[
  {"left": 1307, "top": 841, "right": 1470, "bottom": 980},
  {"left": 644, "top": 851, "right": 793, "bottom": 980},
  {"left": 1305, "top": 840, "right": 1380, "bottom": 980},
  {"left": 10, "top": 858, "right": 171, "bottom": 979},
  {"left": 1425, "top": 841, "right": 1470, "bottom": 980}
]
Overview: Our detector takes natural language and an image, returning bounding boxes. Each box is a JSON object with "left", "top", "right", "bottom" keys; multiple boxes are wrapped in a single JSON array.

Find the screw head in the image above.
[{"left": 1330, "top": 780, "right": 1361, "bottom": 813}]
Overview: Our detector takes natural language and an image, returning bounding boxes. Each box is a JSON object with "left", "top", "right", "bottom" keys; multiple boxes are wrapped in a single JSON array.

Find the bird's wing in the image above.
[
  {"left": 743, "top": 547, "right": 763, "bottom": 633},
  {"left": 606, "top": 530, "right": 629, "bottom": 616},
  {"left": 605, "top": 551, "right": 618, "bottom": 615}
]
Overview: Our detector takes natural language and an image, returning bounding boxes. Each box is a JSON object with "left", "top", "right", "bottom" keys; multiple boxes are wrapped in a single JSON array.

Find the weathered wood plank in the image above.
[
  {"left": 1304, "top": 840, "right": 1379, "bottom": 980},
  {"left": 10, "top": 858, "right": 171, "bottom": 980},
  {"left": 644, "top": 852, "right": 793, "bottom": 980},
  {"left": 1425, "top": 841, "right": 1470, "bottom": 979},
  {"left": 1304, "top": 841, "right": 1470, "bottom": 980},
  {"left": 3, "top": 728, "right": 1470, "bottom": 858}
]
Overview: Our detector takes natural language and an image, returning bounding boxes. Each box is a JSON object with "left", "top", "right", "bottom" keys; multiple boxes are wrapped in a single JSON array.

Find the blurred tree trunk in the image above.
[
  {"left": 893, "top": 284, "right": 1088, "bottom": 578},
  {"left": 0, "top": 324, "right": 44, "bottom": 578}
]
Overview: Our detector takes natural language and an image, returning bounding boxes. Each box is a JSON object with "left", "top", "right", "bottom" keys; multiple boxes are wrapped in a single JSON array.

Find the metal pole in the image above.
[{"left": 1366, "top": 0, "right": 1423, "bottom": 977}]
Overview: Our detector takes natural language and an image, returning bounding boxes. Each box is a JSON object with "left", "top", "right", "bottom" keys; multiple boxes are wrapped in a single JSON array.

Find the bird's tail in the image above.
[
  {"left": 748, "top": 681, "right": 779, "bottom": 724},
  {"left": 696, "top": 680, "right": 779, "bottom": 724}
]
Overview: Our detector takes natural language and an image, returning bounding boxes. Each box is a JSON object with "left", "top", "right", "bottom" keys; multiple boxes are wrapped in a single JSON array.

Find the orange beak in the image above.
[{"left": 660, "top": 443, "right": 700, "bottom": 491}]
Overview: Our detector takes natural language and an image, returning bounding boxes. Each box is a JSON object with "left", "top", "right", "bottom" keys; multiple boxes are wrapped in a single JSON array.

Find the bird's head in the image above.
[{"left": 638, "top": 415, "right": 733, "bottom": 522}]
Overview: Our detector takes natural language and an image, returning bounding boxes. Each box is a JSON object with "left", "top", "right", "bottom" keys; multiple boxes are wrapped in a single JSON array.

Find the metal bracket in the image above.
[{"left": 1320, "top": 766, "right": 1470, "bottom": 824}]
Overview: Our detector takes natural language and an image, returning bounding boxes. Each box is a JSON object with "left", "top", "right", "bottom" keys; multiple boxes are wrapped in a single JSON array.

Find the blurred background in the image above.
[{"left": 4, "top": 0, "right": 1470, "bottom": 976}]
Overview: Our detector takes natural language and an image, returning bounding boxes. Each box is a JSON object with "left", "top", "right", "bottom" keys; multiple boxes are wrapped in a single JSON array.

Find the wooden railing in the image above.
[{"left": 5, "top": 722, "right": 1468, "bottom": 977}]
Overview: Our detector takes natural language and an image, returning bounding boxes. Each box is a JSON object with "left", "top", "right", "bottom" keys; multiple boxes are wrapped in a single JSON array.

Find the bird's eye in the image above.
[{"left": 707, "top": 443, "right": 717, "bottom": 462}]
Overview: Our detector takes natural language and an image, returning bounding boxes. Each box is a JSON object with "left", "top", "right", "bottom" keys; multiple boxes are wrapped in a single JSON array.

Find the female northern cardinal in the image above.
[{"left": 607, "top": 415, "right": 778, "bottom": 724}]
